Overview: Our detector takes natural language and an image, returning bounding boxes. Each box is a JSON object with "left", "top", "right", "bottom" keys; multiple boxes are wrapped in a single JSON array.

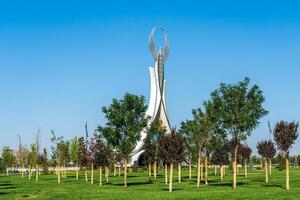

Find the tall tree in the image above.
[
  {"left": 209, "top": 77, "right": 268, "bottom": 189},
  {"left": 158, "top": 129, "right": 186, "bottom": 192},
  {"left": 98, "top": 93, "right": 148, "bottom": 187},
  {"left": 273, "top": 121, "right": 299, "bottom": 190}
]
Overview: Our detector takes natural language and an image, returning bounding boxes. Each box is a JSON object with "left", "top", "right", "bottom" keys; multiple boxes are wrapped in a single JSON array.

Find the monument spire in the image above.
[{"left": 131, "top": 27, "right": 171, "bottom": 166}]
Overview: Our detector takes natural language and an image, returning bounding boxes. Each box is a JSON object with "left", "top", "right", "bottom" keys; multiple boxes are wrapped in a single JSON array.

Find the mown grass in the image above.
[{"left": 0, "top": 167, "right": 300, "bottom": 200}]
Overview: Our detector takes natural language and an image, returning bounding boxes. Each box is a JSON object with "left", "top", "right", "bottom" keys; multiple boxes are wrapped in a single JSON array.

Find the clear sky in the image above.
[{"left": 0, "top": 0, "right": 300, "bottom": 155}]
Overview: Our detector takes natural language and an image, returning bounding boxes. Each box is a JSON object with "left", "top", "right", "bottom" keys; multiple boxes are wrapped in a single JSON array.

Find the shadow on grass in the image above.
[
  {"left": 161, "top": 188, "right": 183, "bottom": 191},
  {"left": 0, "top": 186, "right": 17, "bottom": 190},
  {"left": 208, "top": 182, "right": 246, "bottom": 187},
  {"left": 112, "top": 181, "right": 152, "bottom": 186},
  {"left": 0, "top": 183, "right": 13, "bottom": 187},
  {"left": 0, "top": 192, "right": 8, "bottom": 195},
  {"left": 264, "top": 184, "right": 285, "bottom": 189}
]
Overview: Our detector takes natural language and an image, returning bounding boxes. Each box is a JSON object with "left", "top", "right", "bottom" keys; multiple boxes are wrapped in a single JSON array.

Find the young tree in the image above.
[
  {"left": 142, "top": 119, "right": 166, "bottom": 182},
  {"left": 179, "top": 120, "right": 197, "bottom": 180},
  {"left": 29, "top": 144, "right": 38, "bottom": 181},
  {"left": 50, "top": 130, "right": 66, "bottom": 183},
  {"left": 1, "top": 146, "right": 15, "bottom": 175},
  {"left": 142, "top": 132, "right": 156, "bottom": 183},
  {"left": 88, "top": 137, "right": 96, "bottom": 184},
  {"left": 40, "top": 148, "right": 49, "bottom": 175},
  {"left": 158, "top": 129, "right": 186, "bottom": 192},
  {"left": 273, "top": 121, "right": 299, "bottom": 190},
  {"left": 180, "top": 106, "right": 214, "bottom": 187},
  {"left": 93, "top": 133, "right": 112, "bottom": 186},
  {"left": 34, "top": 129, "right": 41, "bottom": 181},
  {"left": 240, "top": 144, "right": 252, "bottom": 178},
  {"left": 98, "top": 93, "right": 148, "bottom": 187},
  {"left": 69, "top": 137, "right": 80, "bottom": 180},
  {"left": 16, "top": 145, "right": 26, "bottom": 178},
  {"left": 209, "top": 77, "right": 268, "bottom": 189},
  {"left": 78, "top": 137, "right": 88, "bottom": 182}
]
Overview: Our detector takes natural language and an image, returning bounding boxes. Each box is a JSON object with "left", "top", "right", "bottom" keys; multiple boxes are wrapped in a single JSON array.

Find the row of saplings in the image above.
[
  {"left": 14, "top": 119, "right": 298, "bottom": 193},
  {"left": 9, "top": 78, "right": 299, "bottom": 192}
]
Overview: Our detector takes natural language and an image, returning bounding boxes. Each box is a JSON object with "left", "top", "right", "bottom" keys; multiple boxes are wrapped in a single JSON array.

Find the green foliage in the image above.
[
  {"left": 78, "top": 137, "right": 88, "bottom": 167},
  {"left": 98, "top": 93, "right": 148, "bottom": 160},
  {"left": 209, "top": 77, "right": 268, "bottom": 141},
  {"left": 142, "top": 119, "right": 166, "bottom": 164},
  {"left": 41, "top": 148, "right": 49, "bottom": 174},
  {"left": 69, "top": 137, "right": 80, "bottom": 166},
  {"left": 50, "top": 130, "right": 70, "bottom": 166},
  {"left": 1, "top": 146, "right": 15, "bottom": 170},
  {"left": 28, "top": 144, "right": 37, "bottom": 167}
]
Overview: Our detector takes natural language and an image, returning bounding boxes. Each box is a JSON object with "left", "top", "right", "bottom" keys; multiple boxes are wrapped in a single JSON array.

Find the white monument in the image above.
[{"left": 131, "top": 27, "right": 171, "bottom": 166}]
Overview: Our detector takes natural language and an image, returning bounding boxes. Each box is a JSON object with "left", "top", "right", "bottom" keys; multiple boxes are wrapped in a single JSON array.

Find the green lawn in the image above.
[{"left": 0, "top": 167, "right": 299, "bottom": 200}]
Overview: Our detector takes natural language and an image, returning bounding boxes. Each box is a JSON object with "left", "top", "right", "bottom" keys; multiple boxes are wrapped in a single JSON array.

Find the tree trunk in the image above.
[
  {"left": 99, "top": 166, "right": 102, "bottom": 186},
  {"left": 118, "top": 165, "right": 121, "bottom": 176},
  {"left": 154, "top": 161, "right": 157, "bottom": 180},
  {"left": 105, "top": 167, "right": 109, "bottom": 183},
  {"left": 114, "top": 164, "right": 116, "bottom": 176},
  {"left": 205, "top": 156, "right": 208, "bottom": 185},
  {"left": 148, "top": 162, "right": 152, "bottom": 183},
  {"left": 169, "top": 163, "right": 173, "bottom": 192},
  {"left": 269, "top": 159, "right": 272, "bottom": 176},
  {"left": 58, "top": 166, "right": 61, "bottom": 184},
  {"left": 244, "top": 161, "right": 247, "bottom": 178},
  {"left": 124, "top": 159, "right": 128, "bottom": 187},
  {"left": 91, "top": 163, "right": 94, "bottom": 184},
  {"left": 165, "top": 163, "right": 168, "bottom": 184},
  {"left": 85, "top": 169, "right": 88, "bottom": 182},
  {"left": 178, "top": 163, "right": 181, "bottom": 183},
  {"left": 76, "top": 165, "right": 79, "bottom": 180},
  {"left": 21, "top": 165, "right": 24, "bottom": 178},
  {"left": 214, "top": 165, "right": 217, "bottom": 175},
  {"left": 265, "top": 158, "right": 268, "bottom": 183},
  {"left": 189, "top": 161, "right": 192, "bottom": 179},
  {"left": 200, "top": 161, "right": 203, "bottom": 180},
  {"left": 36, "top": 165, "right": 38, "bottom": 182},
  {"left": 197, "top": 157, "right": 201, "bottom": 187},
  {"left": 232, "top": 146, "right": 238, "bottom": 189},
  {"left": 285, "top": 157, "right": 289, "bottom": 190},
  {"left": 29, "top": 166, "right": 31, "bottom": 180},
  {"left": 220, "top": 165, "right": 223, "bottom": 181}
]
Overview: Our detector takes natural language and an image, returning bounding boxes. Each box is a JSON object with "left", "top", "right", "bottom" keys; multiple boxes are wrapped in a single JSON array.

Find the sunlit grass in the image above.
[{"left": 0, "top": 167, "right": 299, "bottom": 200}]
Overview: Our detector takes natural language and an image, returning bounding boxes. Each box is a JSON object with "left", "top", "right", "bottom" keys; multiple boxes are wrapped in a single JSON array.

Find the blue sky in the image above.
[{"left": 0, "top": 0, "right": 300, "bottom": 155}]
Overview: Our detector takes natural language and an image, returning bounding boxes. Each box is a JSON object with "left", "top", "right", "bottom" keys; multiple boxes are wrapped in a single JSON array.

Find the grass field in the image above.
[{"left": 0, "top": 167, "right": 300, "bottom": 200}]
